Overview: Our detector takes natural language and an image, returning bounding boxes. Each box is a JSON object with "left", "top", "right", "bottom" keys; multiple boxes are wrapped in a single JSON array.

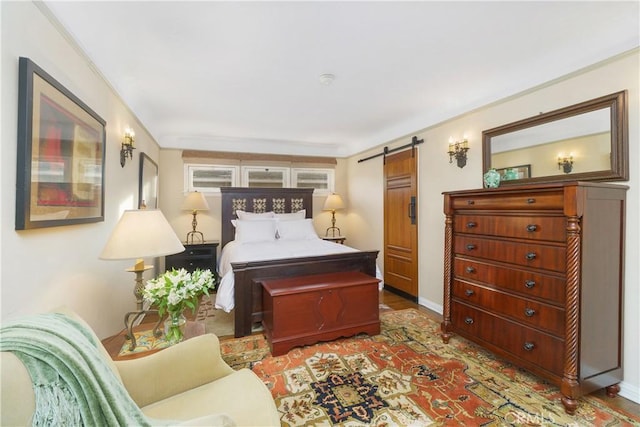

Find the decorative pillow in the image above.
[
  {"left": 274, "top": 210, "right": 306, "bottom": 221},
  {"left": 236, "top": 210, "right": 275, "bottom": 220},
  {"left": 234, "top": 219, "right": 278, "bottom": 243},
  {"left": 276, "top": 219, "right": 319, "bottom": 241}
]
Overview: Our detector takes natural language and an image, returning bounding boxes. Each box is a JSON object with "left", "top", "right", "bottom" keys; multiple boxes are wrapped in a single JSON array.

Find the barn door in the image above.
[{"left": 383, "top": 148, "right": 418, "bottom": 300}]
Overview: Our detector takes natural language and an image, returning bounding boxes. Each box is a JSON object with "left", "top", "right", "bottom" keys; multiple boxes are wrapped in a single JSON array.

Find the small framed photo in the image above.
[
  {"left": 16, "top": 57, "right": 106, "bottom": 230},
  {"left": 495, "top": 164, "right": 531, "bottom": 181},
  {"left": 139, "top": 152, "right": 158, "bottom": 209}
]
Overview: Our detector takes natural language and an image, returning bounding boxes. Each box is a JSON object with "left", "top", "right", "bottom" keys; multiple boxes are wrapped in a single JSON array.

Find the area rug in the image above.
[{"left": 219, "top": 308, "right": 640, "bottom": 426}]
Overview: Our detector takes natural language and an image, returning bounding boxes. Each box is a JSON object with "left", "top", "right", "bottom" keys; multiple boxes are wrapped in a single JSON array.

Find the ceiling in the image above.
[{"left": 42, "top": 1, "right": 639, "bottom": 158}]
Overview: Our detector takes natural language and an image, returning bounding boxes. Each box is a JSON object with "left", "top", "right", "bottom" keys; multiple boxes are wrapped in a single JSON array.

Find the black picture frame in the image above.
[
  {"left": 16, "top": 57, "right": 106, "bottom": 230},
  {"left": 139, "top": 152, "right": 158, "bottom": 209}
]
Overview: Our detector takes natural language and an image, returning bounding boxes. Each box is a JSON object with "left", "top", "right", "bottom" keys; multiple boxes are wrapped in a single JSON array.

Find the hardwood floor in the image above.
[{"left": 379, "top": 289, "right": 640, "bottom": 418}]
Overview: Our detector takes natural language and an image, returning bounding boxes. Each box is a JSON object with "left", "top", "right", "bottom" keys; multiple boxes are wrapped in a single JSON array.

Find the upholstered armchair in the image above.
[{"left": 0, "top": 308, "right": 280, "bottom": 426}]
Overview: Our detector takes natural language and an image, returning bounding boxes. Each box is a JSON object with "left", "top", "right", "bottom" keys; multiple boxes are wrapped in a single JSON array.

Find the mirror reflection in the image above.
[{"left": 482, "top": 90, "right": 628, "bottom": 185}]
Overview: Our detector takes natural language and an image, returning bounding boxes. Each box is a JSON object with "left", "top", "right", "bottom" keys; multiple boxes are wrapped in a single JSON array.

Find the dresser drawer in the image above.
[
  {"left": 453, "top": 258, "right": 565, "bottom": 305},
  {"left": 455, "top": 215, "right": 566, "bottom": 242},
  {"left": 453, "top": 280, "right": 565, "bottom": 337},
  {"left": 452, "top": 302, "right": 565, "bottom": 376},
  {"left": 451, "top": 191, "right": 564, "bottom": 211},
  {"left": 455, "top": 235, "right": 566, "bottom": 273}
]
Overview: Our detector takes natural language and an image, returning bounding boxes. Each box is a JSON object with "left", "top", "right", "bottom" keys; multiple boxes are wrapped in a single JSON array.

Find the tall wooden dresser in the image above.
[{"left": 441, "top": 181, "right": 627, "bottom": 414}]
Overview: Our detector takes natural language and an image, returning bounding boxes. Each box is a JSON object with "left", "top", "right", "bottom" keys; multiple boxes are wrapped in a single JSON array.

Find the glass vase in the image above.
[
  {"left": 483, "top": 168, "right": 501, "bottom": 188},
  {"left": 164, "top": 310, "right": 187, "bottom": 344}
]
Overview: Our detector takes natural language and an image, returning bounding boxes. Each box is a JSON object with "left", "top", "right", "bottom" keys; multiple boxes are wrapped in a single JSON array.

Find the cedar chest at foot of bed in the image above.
[{"left": 259, "top": 271, "right": 381, "bottom": 356}]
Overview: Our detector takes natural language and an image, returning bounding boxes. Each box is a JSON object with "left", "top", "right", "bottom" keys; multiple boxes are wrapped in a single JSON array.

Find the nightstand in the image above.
[
  {"left": 165, "top": 242, "right": 219, "bottom": 273},
  {"left": 322, "top": 236, "right": 346, "bottom": 244}
]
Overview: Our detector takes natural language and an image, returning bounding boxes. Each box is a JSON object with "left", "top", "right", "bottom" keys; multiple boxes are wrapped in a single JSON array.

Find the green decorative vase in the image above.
[
  {"left": 483, "top": 168, "right": 501, "bottom": 188},
  {"left": 164, "top": 310, "right": 187, "bottom": 344},
  {"left": 504, "top": 168, "right": 518, "bottom": 180}
]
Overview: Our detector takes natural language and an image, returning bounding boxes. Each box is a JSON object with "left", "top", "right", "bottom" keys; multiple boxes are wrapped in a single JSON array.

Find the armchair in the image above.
[{"left": 0, "top": 308, "right": 279, "bottom": 426}]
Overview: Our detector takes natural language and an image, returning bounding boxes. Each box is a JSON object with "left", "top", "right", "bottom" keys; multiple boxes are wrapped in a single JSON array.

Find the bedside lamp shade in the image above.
[
  {"left": 323, "top": 193, "right": 345, "bottom": 212},
  {"left": 100, "top": 209, "right": 184, "bottom": 263},
  {"left": 181, "top": 191, "right": 210, "bottom": 212},
  {"left": 323, "top": 193, "right": 345, "bottom": 237},
  {"left": 181, "top": 191, "right": 209, "bottom": 244}
]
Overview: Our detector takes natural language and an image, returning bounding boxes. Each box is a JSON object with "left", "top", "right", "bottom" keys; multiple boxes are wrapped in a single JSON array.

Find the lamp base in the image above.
[
  {"left": 325, "top": 226, "right": 341, "bottom": 238},
  {"left": 123, "top": 263, "right": 158, "bottom": 351},
  {"left": 186, "top": 230, "right": 204, "bottom": 244}
]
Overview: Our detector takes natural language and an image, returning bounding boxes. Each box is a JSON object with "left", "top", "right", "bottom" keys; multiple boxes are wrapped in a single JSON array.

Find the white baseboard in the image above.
[
  {"left": 418, "top": 297, "right": 442, "bottom": 315},
  {"left": 620, "top": 381, "right": 640, "bottom": 404}
]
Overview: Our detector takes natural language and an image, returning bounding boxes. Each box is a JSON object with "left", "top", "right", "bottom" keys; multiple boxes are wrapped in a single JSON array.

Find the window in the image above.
[
  {"left": 241, "top": 166, "right": 290, "bottom": 188},
  {"left": 185, "top": 164, "right": 239, "bottom": 192},
  {"left": 292, "top": 168, "right": 335, "bottom": 194}
]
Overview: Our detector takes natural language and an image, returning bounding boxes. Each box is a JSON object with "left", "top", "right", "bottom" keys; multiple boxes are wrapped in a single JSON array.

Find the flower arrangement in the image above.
[{"left": 143, "top": 268, "right": 215, "bottom": 343}]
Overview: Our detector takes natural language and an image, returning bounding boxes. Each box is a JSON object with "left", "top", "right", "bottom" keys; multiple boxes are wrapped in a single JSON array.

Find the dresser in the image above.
[
  {"left": 165, "top": 242, "right": 218, "bottom": 274},
  {"left": 441, "top": 182, "right": 627, "bottom": 414}
]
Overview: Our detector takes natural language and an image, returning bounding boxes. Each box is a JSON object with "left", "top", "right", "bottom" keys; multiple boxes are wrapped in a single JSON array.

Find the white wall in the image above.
[
  {"left": 346, "top": 49, "right": 640, "bottom": 403},
  {"left": 0, "top": 2, "right": 162, "bottom": 338}
]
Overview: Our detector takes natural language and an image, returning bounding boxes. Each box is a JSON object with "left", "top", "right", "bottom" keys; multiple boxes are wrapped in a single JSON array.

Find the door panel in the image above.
[{"left": 384, "top": 149, "right": 418, "bottom": 299}]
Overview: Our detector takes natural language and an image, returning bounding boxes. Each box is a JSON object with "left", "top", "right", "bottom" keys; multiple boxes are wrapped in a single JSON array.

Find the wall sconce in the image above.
[
  {"left": 558, "top": 153, "right": 574, "bottom": 174},
  {"left": 120, "top": 127, "right": 135, "bottom": 167},
  {"left": 448, "top": 137, "right": 469, "bottom": 168}
]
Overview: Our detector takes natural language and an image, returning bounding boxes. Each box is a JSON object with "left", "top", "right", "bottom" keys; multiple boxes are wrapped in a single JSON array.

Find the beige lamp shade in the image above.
[
  {"left": 100, "top": 209, "right": 185, "bottom": 260},
  {"left": 181, "top": 191, "right": 210, "bottom": 212},
  {"left": 323, "top": 193, "right": 345, "bottom": 211}
]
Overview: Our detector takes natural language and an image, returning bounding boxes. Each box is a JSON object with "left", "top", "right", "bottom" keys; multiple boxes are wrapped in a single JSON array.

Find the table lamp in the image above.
[
  {"left": 181, "top": 191, "right": 210, "bottom": 244},
  {"left": 100, "top": 209, "right": 185, "bottom": 350},
  {"left": 323, "top": 193, "right": 345, "bottom": 237}
]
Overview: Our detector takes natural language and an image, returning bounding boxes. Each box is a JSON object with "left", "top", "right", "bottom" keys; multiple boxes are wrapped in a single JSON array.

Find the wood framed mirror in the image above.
[{"left": 482, "top": 90, "right": 628, "bottom": 185}]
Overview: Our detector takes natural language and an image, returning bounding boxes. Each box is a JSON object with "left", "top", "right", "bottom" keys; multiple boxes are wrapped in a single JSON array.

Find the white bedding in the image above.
[{"left": 215, "top": 238, "right": 382, "bottom": 312}]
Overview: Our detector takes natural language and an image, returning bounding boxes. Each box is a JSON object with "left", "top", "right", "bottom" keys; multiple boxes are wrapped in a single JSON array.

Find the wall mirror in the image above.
[{"left": 482, "top": 90, "right": 628, "bottom": 185}]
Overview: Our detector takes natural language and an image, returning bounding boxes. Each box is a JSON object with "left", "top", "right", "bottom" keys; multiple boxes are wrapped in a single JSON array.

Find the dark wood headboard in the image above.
[{"left": 220, "top": 187, "right": 314, "bottom": 248}]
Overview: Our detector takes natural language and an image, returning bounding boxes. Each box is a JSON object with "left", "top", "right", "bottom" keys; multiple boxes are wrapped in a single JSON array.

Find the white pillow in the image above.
[
  {"left": 274, "top": 209, "right": 306, "bottom": 221},
  {"left": 236, "top": 210, "right": 275, "bottom": 220},
  {"left": 276, "top": 219, "right": 319, "bottom": 241},
  {"left": 234, "top": 219, "right": 278, "bottom": 243}
]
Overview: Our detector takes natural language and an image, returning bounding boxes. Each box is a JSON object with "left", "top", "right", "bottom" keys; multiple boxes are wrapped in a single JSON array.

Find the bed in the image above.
[{"left": 217, "top": 187, "right": 379, "bottom": 337}]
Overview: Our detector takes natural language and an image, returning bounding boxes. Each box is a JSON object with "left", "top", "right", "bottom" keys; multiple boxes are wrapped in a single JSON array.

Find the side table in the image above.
[
  {"left": 322, "top": 235, "right": 346, "bottom": 244},
  {"left": 165, "top": 242, "right": 219, "bottom": 273}
]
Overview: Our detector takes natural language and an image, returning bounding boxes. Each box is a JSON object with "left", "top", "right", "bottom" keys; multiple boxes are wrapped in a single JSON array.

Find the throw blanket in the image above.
[{"left": 0, "top": 313, "right": 151, "bottom": 427}]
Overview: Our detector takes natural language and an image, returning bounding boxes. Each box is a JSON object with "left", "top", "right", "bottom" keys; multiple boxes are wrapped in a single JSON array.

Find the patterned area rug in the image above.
[{"left": 219, "top": 309, "right": 640, "bottom": 426}]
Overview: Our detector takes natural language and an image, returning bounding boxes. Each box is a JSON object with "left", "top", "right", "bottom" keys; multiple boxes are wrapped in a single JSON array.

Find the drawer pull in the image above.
[
  {"left": 526, "top": 198, "right": 536, "bottom": 204},
  {"left": 524, "top": 280, "right": 536, "bottom": 289},
  {"left": 525, "top": 252, "right": 537, "bottom": 260},
  {"left": 466, "top": 221, "right": 477, "bottom": 228},
  {"left": 465, "top": 289, "right": 475, "bottom": 296},
  {"left": 465, "top": 266, "right": 476, "bottom": 274},
  {"left": 465, "top": 244, "right": 476, "bottom": 251},
  {"left": 526, "top": 224, "right": 538, "bottom": 232},
  {"left": 467, "top": 200, "right": 475, "bottom": 205},
  {"left": 523, "top": 342, "right": 535, "bottom": 351},
  {"left": 464, "top": 317, "right": 474, "bottom": 325},
  {"left": 524, "top": 308, "right": 536, "bottom": 317}
]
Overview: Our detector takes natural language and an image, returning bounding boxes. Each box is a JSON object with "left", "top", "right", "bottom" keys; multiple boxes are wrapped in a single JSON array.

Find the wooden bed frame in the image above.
[{"left": 220, "top": 187, "right": 379, "bottom": 337}]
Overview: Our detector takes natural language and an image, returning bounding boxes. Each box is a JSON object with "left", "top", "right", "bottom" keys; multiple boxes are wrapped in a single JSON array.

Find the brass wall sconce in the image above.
[
  {"left": 120, "top": 127, "right": 135, "bottom": 167},
  {"left": 448, "top": 137, "right": 469, "bottom": 168},
  {"left": 558, "top": 154, "right": 574, "bottom": 174}
]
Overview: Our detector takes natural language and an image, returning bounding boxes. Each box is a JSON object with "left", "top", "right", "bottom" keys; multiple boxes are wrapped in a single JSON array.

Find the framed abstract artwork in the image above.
[
  {"left": 139, "top": 152, "right": 158, "bottom": 209},
  {"left": 15, "top": 57, "right": 106, "bottom": 230}
]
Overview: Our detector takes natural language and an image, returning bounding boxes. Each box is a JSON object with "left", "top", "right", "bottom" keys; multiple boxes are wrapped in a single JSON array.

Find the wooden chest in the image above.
[
  {"left": 442, "top": 182, "right": 627, "bottom": 414},
  {"left": 259, "top": 271, "right": 380, "bottom": 356}
]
